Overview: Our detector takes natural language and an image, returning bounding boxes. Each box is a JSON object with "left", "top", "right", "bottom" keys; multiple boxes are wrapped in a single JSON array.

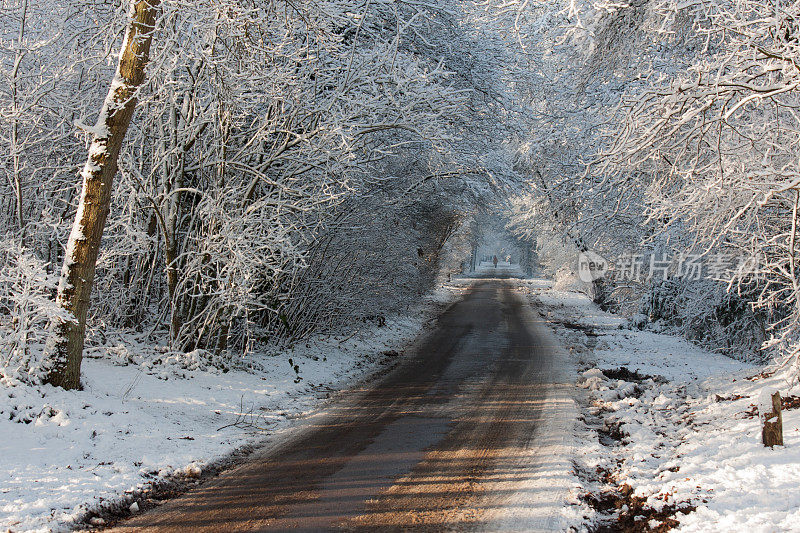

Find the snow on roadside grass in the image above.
[
  {"left": 0, "top": 292, "right": 452, "bottom": 533},
  {"left": 521, "top": 280, "right": 800, "bottom": 532}
]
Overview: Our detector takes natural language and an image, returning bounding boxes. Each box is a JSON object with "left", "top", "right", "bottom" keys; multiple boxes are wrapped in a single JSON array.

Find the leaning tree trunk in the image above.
[{"left": 43, "top": 0, "right": 161, "bottom": 390}]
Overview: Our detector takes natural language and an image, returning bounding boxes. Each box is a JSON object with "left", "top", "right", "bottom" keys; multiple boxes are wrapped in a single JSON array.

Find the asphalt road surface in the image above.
[{"left": 113, "top": 272, "right": 563, "bottom": 532}]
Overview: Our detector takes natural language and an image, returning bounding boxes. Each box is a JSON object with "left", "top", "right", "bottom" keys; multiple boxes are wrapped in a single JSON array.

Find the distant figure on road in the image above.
[{"left": 493, "top": 255, "right": 498, "bottom": 268}]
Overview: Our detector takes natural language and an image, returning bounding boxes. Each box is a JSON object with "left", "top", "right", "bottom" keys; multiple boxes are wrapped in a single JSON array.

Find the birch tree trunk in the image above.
[{"left": 44, "top": 0, "right": 161, "bottom": 389}]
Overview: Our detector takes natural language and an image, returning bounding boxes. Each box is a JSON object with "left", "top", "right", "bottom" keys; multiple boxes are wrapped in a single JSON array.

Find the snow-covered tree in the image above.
[
  {"left": 43, "top": 0, "right": 161, "bottom": 389},
  {"left": 0, "top": 0, "right": 519, "bottom": 385}
]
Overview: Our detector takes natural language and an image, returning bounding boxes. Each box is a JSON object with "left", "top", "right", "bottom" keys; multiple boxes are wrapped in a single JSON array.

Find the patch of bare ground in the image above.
[
  {"left": 582, "top": 476, "right": 696, "bottom": 533},
  {"left": 563, "top": 321, "right": 694, "bottom": 532},
  {"left": 742, "top": 394, "right": 800, "bottom": 418}
]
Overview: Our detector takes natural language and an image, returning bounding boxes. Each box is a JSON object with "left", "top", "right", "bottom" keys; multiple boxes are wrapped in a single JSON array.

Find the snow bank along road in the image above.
[{"left": 112, "top": 272, "right": 576, "bottom": 531}]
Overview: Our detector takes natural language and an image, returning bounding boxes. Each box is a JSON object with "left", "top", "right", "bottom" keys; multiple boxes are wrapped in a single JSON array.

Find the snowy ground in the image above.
[
  {"left": 519, "top": 279, "right": 800, "bottom": 532},
  {"left": 0, "top": 288, "right": 457, "bottom": 533},
  {"left": 6, "top": 274, "right": 798, "bottom": 533}
]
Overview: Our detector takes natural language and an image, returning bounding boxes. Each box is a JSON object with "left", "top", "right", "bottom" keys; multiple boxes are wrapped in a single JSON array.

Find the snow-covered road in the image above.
[{"left": 110, "top": 274, "right": 578, "bottom": 532}]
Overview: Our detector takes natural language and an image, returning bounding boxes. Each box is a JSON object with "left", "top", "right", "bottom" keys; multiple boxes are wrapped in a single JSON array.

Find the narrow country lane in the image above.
[{"left": 112, "top": 271, "right": 570, "bottom": 532}]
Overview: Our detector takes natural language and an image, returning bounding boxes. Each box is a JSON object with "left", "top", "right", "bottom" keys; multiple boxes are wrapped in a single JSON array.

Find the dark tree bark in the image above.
[{"left": 43, "top": 0, "right": 161, "bottom": 389}]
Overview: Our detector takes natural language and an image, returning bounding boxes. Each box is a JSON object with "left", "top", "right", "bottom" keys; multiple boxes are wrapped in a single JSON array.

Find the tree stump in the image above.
[{"left": 759, "top": 389, "right": 783, "bottom": 448}]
